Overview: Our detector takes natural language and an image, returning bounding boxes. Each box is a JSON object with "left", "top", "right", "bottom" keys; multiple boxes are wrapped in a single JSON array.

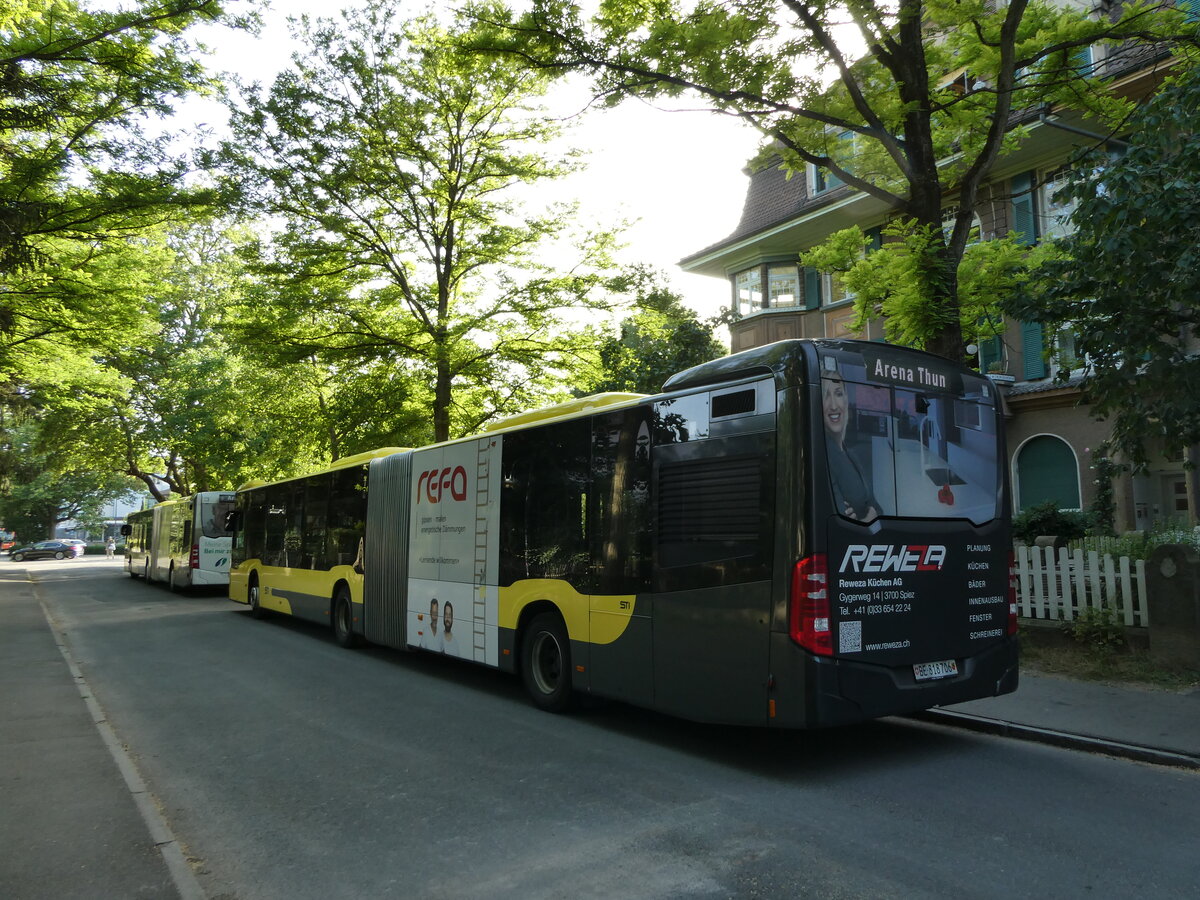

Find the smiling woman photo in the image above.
[{"left": 822, "top": 374, "right": 879, "bottom": 522}]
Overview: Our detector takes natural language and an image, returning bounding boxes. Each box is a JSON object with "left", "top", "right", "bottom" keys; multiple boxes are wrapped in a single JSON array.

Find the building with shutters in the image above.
[{"left": 679, "top": 44, "right": 1198, "bottom": 533}]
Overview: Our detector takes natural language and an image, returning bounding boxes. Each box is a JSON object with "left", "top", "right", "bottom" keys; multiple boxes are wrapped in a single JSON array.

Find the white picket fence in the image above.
[{"left": 1015, "top": 545, "right": 1149, "bottom": 628}]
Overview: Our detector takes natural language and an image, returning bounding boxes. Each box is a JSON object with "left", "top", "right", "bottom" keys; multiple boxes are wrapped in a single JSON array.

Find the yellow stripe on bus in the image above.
[{"left": 498, "top": 579, "right": 637, "bottom": 645}]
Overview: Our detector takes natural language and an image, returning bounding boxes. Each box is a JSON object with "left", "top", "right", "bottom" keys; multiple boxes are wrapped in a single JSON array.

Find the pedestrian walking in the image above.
[{"left": 105, "top": 536, "right": 115, "bottom": 559}]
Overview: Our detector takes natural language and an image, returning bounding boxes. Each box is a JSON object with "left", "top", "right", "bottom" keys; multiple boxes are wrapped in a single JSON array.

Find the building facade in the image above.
[{"left": 680, "top": 53, "right": 1197, "bottom": 533}]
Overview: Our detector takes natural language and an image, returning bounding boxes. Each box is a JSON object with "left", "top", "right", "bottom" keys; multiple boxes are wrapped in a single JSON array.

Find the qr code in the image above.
[{"left": 839, "top": 620, "right": 862, "bottom": 654}]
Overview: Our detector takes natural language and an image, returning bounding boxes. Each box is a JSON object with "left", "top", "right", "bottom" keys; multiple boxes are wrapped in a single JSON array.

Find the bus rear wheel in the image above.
[
  {"left": 521, "top": 612, "right": 573, "bottom": 713},
  {"left": 332, "top": 587, "right": 359, "bottom": 648}
]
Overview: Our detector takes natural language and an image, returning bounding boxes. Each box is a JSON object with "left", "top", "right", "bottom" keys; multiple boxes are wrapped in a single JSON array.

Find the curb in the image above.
[{"left": 911, "top": 708, "right": 1200, "bottom": 771}]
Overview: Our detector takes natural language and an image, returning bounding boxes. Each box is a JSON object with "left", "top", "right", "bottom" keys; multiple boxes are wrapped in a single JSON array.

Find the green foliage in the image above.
[
  {"left": 220, "top": 2, "right": 620, "bottom": 443},
  {"left": 480, "top": 0, "right": 1200, "bottom": 361},
  {"left": 1012, "top": 499, "right": 1089, "bottom": 545},
  {"left": 0, "top": 421, "right": 138, "bottom": 541},
  {"left": 1065, "top": 604, "right": 1126, "bottom": 654},
  {"left": 1070, "top": 524, "right": 1200, "bottom": 563},
  {"left": 1086, "top": 444, "right": 1120, "bottom": 538},
  {"left": 583, "top": 267, "right": 724, "bottom": 395},
  {"left": 800, "top": 223, "right": 1055, "bottom": 357},
  {"left": 1005, "top": 67, "right": 1200, "bottom": 468}
]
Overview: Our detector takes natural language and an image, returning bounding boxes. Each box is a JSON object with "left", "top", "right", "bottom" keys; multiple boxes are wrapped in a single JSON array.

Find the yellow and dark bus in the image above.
[{"left": 229, "top": 339, "right": 1018, "bottom": 727}]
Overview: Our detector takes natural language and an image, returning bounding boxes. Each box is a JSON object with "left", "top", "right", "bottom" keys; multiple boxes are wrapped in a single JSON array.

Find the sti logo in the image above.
[
  {"left": 839, "top": 544, "right": 947, "bottom": 573},
  {"left": 418, "top": 466, "right": 468, "bottom": 503}
]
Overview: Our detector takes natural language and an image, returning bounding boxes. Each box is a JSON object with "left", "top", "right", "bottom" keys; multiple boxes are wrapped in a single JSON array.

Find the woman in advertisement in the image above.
[{"left": 822, "top": 373, "right": 880, "bottom": 522}]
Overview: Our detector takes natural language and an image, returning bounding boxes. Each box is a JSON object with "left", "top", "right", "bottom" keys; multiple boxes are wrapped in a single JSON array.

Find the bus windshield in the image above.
[{"left": 819, "top": 346, "right": 1001, "bottom": 526}]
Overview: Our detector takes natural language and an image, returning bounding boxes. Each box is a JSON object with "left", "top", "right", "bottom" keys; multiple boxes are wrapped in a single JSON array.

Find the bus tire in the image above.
[
  {"left": 332, "top": 586, "right": 359, "bottom": 649},
  {"left": 248, "top": 576, "right": 266, "bottom": 619},
  {"left": 521, "top": 612, "right": 573, "bottom": 713}
]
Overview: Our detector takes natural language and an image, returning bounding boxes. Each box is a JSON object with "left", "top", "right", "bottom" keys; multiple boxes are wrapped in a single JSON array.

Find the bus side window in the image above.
[
  {"left": 591, "top": 409, "right": 652, "bottom": 595},
  {"left": 328, "top": 465, "right": 367, "bottom": 569},
  {"left": 499, "top": 419, "right": 590, "bottom": 587},
  {"left": 303, "top": 473, "right": 330, "bottom": 571}
]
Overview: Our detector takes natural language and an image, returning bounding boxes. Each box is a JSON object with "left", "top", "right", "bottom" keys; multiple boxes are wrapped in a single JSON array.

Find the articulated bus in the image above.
[
  {"left": 229, "top": 339, "right": 1018, "bottom": 727},
  {"left": 123, "top": 491, "right": 236, "bottom": 590}
]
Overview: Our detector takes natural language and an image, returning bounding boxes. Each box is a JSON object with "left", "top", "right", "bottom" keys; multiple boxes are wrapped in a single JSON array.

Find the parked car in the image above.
[{"left": 8, "top": 540, "right": 86, "bottom": 562}]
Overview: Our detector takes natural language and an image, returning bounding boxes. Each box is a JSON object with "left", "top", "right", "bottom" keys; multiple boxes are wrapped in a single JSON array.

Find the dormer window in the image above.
[{"left": 807, "top": 130, "right": 854, "bottom": 195}]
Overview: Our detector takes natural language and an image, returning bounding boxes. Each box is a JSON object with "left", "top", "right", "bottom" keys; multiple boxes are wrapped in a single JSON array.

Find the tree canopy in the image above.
[
  {"left": 583, "top": 267, "right": 725, "bottom": 395},
  {"left": 220, "top": 1, "right": 622, "bottom": 445},
  {"left": 479, "top": 0, "right": 1200, "bottom": 361},
  {"left": 1004, "top": 67, "right": 1200, "bottom": 469}
]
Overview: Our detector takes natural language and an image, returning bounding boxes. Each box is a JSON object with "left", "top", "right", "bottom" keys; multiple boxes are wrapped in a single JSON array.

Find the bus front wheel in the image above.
[
  {"left": 332, "top": 587, "right": 359, "bottom": 648},
  {"left": 248, "top": 578, "right": 266, "bottom": 619},
  {"left": 521, "top": 613, "right": 573, "bottom": 713}
]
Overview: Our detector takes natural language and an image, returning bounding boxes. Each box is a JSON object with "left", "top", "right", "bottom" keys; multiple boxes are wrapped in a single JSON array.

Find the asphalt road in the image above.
[{"left": 11, "top": 558, "right": 1200, "bottom": 899}]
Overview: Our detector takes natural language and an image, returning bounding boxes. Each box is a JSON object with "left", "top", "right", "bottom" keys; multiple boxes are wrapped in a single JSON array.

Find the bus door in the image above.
[
  {"left": 649, "top": 388, "right": 777, "bottom": 726},
  {"left": 587, "top": 410, "right": 654, "bottom": 707}
]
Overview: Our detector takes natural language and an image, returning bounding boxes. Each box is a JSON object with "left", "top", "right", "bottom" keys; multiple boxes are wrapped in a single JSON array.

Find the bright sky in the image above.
[{"left": 185, "top": 1, "right": 760, "bottom": 319}]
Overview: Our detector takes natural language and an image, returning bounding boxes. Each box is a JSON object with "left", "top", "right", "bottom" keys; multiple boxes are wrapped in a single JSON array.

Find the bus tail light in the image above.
[
  {"left": 190, "top": 544, "right": 200, "bottom": 569},
  {"left": 1007, "top": 551, "right": 1019, "bottom": 635},
  {"left": 790, "top": 554, "right": 832, "bottom": 656}
]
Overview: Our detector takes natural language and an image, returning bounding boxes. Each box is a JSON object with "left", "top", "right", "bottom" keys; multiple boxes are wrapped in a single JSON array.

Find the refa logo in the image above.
[
  {"left": 417, "top": 466, "right": 468, "bottom": 503},
  {"left": 839, "top": 544, "right": 947, "bottom": 573}
]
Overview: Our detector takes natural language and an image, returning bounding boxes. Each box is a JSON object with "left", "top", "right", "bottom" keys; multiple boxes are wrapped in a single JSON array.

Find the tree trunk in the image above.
[{"left": 434, "top": 357, "right": 452, "bottom": 444}]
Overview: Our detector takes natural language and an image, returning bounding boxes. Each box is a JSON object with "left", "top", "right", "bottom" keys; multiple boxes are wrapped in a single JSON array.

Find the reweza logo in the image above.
[
  {"left": 839, "top": 544, "right": 947, "bottom": 573},
  {"left": 417, "top": 466, "right": 468, "bottom": 503}
]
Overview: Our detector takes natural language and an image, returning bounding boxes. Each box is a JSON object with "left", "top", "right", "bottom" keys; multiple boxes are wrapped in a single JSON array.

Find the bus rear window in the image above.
[
  {"left": 201, "top": 496, "right": 235, "bottom": 538},
  {"left": 820, "top": 352, "right": 1000, "bottom": 525}
]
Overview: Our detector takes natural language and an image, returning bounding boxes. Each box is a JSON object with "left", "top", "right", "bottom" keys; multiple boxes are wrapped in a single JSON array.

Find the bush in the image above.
[
  {"left": 1012, "top": 500, "right": 1089, "bottom": 545},
  {"left": 1066, "top": 604, "right": 1126, "bottom": 653}
]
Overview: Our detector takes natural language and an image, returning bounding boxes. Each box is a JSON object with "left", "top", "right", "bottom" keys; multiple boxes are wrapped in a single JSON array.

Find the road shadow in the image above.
[{"left": 235, "top": 605, "right": 987, "bottom": 781}]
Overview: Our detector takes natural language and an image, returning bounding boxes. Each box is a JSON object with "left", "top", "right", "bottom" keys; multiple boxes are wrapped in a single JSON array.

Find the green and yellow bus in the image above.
[{"left": 229, "top": 339, "right": 1018, "bottom": 727}]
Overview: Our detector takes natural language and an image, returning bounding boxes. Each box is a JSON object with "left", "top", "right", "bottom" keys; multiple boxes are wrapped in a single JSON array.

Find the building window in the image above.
[
  {"left": 808, "top": 130, "right": 854, "bottom": 195},
  {"left": 822, "top": 272, "right": 853, "bottom": 306},
  {"left": 735, "top": 268, "right": 763, "bottom": 316},
  {"left": 766, "top": 265, "right": 800, "bottom": 308},
  {"left": 1015, "top": 435, "right": 1081, "bottom": 512},
  {"left": 942, "top": 207, "right": 984, "bottom": 246},
  {"left": 1039, "top": 168, "right": 1079, "bottom": 241}
]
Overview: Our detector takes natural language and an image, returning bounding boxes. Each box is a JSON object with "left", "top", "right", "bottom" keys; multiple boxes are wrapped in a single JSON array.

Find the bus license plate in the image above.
[{"left": 913, "top": 659, "right": 958, "bottom": 681}]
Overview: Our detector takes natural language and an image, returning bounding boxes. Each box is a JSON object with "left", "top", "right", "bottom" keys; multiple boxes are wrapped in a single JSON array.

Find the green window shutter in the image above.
[
  {"left": 1011, "top": 171, "right": 1037, "bottom": 246},
  {"left": 978, "top": 336, "right": 1003, "bottom": 374},
  {"left": 1021, "top": 321, "right": 1046, "bottom": 379},
  {"left": 1071, "top": 45, "right": 1094, "bottom": 76},
  {"left": 864, "top": 226, "right": 883, "bottom": 251},
  {"left": 803, "top": 267, "right": 822, "bottom": 309}
]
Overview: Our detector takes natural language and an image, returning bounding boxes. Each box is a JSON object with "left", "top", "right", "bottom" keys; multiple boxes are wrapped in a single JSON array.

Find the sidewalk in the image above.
[
  {"left": 0, "top": 568, "right": 182, "bottom": 899},
  {"left": 936, "top": 668, "right": 1200, "bottom": 764}
]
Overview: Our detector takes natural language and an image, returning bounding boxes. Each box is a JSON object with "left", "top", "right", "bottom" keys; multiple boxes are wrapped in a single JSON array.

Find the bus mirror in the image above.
[{"left": 119, "top": 524, "right": 132, "bottom": 536}]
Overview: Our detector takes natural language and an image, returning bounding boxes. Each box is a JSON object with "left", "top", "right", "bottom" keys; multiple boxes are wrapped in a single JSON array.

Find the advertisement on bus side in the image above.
[{"left": 406, "top": 436, "right": 501, "bottom": 666}]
